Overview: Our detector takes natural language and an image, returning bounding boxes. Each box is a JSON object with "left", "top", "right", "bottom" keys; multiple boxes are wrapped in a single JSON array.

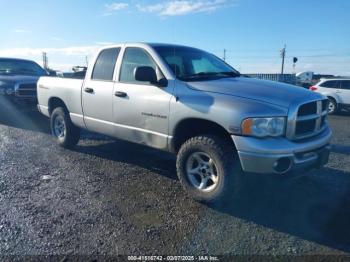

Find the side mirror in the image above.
[
  {"left": 134, "top": 66, "right": 168, "bottom": 87},
  {"left": 135, "top": 66, "right": 157, "bottom": 84}
]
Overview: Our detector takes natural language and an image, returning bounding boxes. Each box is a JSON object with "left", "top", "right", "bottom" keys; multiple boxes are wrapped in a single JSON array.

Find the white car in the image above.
[{"left": 310, "top": 78, "right": 350, "bottom": 114}]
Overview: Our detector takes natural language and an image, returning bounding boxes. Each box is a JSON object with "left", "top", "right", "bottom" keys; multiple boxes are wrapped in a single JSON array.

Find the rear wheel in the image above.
[
  {"left": 176, "top": 135, "right": 243, "bottom": 203},
  {"left": 50, "top": 107, "right": 80, "bottom": 148},
  {"left": 328, "top": 98, "right": 338, "bottom": 114}
]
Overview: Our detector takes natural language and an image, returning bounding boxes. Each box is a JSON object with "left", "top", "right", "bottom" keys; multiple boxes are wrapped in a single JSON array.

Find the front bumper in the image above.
[
  {"left": 1, "top": 95, "right": 37, "bottom": 106},
  {"left": 232, "top": 126, "right": 332, "bottom": 174}
]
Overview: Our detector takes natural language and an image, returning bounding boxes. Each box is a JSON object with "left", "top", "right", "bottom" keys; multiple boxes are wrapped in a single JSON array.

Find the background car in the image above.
[
  {"left": 310, "top": 78, "right": 350, "bottom": 114},
  {"left": 0, "top": 58, "right": 47, "bottom": 106}
]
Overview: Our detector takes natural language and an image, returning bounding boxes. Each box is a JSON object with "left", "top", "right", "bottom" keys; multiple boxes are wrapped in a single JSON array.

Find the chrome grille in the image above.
[
  {"left": 16, "top": 83, "right": 37, "bottom": 98},
  {"left": 287, "top": 99, "right": 329, "bottom": 140}
]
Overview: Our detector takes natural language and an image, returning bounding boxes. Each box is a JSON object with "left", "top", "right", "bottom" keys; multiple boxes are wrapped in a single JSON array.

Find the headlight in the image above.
[
  {"left": 241, "top": 117, "right": 286, "bottom": 137},
  {"left": 0, "top": 81, "right": 14, "bottom": 95},
  {"left": 6, "top": 88, "right": 15, "bottom": 95}
]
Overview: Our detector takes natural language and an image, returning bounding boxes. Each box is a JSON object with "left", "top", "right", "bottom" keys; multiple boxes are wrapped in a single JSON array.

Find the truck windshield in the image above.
[
  {"left": 153, "top": 45, "right": 240, "bottom": 81},
  {"left": 0, "top": 59, "right": 47, "bottom": 76}
]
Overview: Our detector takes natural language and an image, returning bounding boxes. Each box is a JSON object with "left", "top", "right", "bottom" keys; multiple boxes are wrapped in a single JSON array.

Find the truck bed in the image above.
[{"left": 37, "top": 76, "right": 84, "bottom": 118}]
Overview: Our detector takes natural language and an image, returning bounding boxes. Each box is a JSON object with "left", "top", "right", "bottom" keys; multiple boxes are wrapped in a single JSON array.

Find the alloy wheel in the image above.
[{"left": 186, "top": 152, "right": 219, "bottom": 192}]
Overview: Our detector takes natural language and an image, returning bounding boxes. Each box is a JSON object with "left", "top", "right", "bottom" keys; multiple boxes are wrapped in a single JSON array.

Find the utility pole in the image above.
[
  {"left": 280, "top": 44, "right": 286, "bottom": 82},
  {"left": 42, "top": 52, "right": 48, "bottom": 69},
  {"left": 223, "top": 49, "right": 226, "bottom": 62},
  {"left": 280, "top": 44, "right": 286, "bottom": 75}
]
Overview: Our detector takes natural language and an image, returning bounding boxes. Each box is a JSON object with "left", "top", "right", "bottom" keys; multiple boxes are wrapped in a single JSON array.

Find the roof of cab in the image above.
[
  {"left": 100, "top": 42, "right": 199, "bottom": 50},
  {"left": 0, "top": 57, "right": 38, "bottom": 63}
]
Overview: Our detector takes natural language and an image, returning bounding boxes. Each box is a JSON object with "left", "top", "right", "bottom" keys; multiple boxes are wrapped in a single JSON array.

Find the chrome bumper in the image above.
[{"left": 232, "top": 127, "right": 332, "bottom": 174}]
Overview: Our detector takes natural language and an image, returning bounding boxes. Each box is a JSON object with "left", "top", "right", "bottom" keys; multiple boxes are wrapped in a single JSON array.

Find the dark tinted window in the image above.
[
  {"left": 92, "top": 48, "right": 120, "bottom": 81},
  {"left": 120, "top": 47, "right": 157, "bottom": 84},
  {"left": 341, "top": 80, "right": 350, "bottom": 90},
  {"left": 0, "top": 59, "right": 46, "bottom": 76},
  {"left": 320, "top": 80, "right": 340, "bottom": 89}
]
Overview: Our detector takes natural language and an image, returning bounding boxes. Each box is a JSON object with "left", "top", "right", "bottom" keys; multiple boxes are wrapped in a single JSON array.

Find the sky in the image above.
[{"left": 0, "top": 0, "right": 349, "bottom": 75}]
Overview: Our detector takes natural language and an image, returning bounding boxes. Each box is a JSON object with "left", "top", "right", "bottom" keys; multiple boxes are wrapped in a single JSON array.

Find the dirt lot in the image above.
[{"left": 0, "top": 103, "right": 350, "bottom": 257}]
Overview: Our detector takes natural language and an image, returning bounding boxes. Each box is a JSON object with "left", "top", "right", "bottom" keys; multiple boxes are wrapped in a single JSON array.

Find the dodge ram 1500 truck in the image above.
[
  {"left": 37, "top": 43, "right": 332, "bottom": 202},
  {"left": 0, "top": 58, "right": 47, "bottom": 105}
]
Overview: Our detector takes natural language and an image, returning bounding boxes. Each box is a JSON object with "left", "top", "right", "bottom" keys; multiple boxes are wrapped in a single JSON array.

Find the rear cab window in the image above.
[{"left": 92, "top": 48, "right": 121, "bottom": 81}]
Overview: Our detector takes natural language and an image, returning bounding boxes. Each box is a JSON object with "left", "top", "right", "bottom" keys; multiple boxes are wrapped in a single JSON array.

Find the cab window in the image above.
[
  {"left": 119, "top": 47, "right": 157, "bottom": 84},
  {"left": 92, "top": 48, "right": 120, "bottom": 81}
]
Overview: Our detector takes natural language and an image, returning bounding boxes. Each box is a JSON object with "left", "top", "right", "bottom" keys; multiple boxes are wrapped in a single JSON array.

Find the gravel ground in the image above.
[{"left": 0, "top": 104, "right": 350, "bottom": 257}]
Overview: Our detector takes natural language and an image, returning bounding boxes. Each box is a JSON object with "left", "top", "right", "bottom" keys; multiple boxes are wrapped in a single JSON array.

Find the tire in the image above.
[
  {"left": 327, "top": 98, "right": 338, "bottom": 115},
  {"left": 176, "top": 135, "right": 243, "bottom": 203},
  {"left": 50, "top": 107, "right": 80, "bottom": 148}
]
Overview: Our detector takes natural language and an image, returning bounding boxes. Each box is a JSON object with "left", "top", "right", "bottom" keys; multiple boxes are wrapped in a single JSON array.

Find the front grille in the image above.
[
  {"left": 291, "top": 99, "right": 328, "bottom": 140},
  {"left": 295, "top": 119, "right": 316, "bottom": 136},
  {"left": 16, "top": 83, "right": 37, "bottom": 97},
  {"left": 322, "top": 100, "right": 329, "bottom": 111},
  {"left": 298, "top": 101, "right": 317, "bottom": 116}
]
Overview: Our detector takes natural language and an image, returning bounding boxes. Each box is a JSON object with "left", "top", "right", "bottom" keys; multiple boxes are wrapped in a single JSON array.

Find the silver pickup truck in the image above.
[{"left": 37, "top": 43, "right": 332, "bottom": 202}]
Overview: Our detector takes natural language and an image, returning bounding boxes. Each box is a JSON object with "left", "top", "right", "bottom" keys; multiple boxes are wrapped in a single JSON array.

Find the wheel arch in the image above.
[
  {"left": 171, "top": 118, "right": 236, "bottom": 153},
  {"left": 327, "top": 95, "right": 338, "bottom": 103},
  {"left": 48, "top": 97, "right": 69, "bottom": 116}
]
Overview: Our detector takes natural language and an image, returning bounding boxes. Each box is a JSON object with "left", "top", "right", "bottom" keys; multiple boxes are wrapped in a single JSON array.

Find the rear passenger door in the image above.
[
  {"left": 340, "top": 80, "right": 350, "bottom": 104},
  {"left": 82, "top": 47, "right": 120, "bottom": 136}
]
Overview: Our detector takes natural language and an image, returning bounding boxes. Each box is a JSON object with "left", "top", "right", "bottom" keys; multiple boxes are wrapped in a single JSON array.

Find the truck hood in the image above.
[{"left": 186, "top": 76, "right": 322, "bottom": 108}]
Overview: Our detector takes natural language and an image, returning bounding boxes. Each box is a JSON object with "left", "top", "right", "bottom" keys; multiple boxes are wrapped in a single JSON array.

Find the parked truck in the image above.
[
  {"left": 37, "top": 43, "right": 332, "bottom": 202},
  {"left": 296, "top": 71, "right": 314, "bottom": 88},
  {"left": 0, "top": 58, "right": 47, "bottom": 105}
]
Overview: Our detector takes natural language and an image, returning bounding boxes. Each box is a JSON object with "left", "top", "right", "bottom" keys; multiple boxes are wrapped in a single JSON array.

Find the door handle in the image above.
[
  {"left": 114, "top": 91, "right": 127, "bottom": 98},
  {"left": 84, "top": 87, "right": 94, "bottom": 93}
]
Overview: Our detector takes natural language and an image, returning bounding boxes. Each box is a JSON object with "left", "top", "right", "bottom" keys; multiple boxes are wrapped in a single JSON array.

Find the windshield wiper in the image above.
[{"left": 218, "top": 71, "right": 241, "bottom": 77}]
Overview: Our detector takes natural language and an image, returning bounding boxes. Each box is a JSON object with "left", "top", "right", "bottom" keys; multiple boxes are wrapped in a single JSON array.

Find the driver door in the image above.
[{"left": 112, "top": 47, "right": 173, "bottom": 149}]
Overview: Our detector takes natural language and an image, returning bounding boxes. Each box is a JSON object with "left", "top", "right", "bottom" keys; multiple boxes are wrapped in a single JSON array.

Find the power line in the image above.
[
  {"left": 286, "top": 54, "right": 349, "bottom": 58},
  {"left": 210, "top": 48, "right": 350, "bottom": 53},
  {"left": 214, "top": 53, "right": 349, "bottom": 59}
]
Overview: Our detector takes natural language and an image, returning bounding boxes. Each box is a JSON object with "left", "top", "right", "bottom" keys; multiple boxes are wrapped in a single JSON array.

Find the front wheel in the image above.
[
  {"left": 50, "top": 107, "right": 80, "bottom": 148},
  {"left": 176, "top": 135, "right": 242, "bottom": 203},
  {"left": 328, "top": 98, "right": 338, "bottom": 115}
]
